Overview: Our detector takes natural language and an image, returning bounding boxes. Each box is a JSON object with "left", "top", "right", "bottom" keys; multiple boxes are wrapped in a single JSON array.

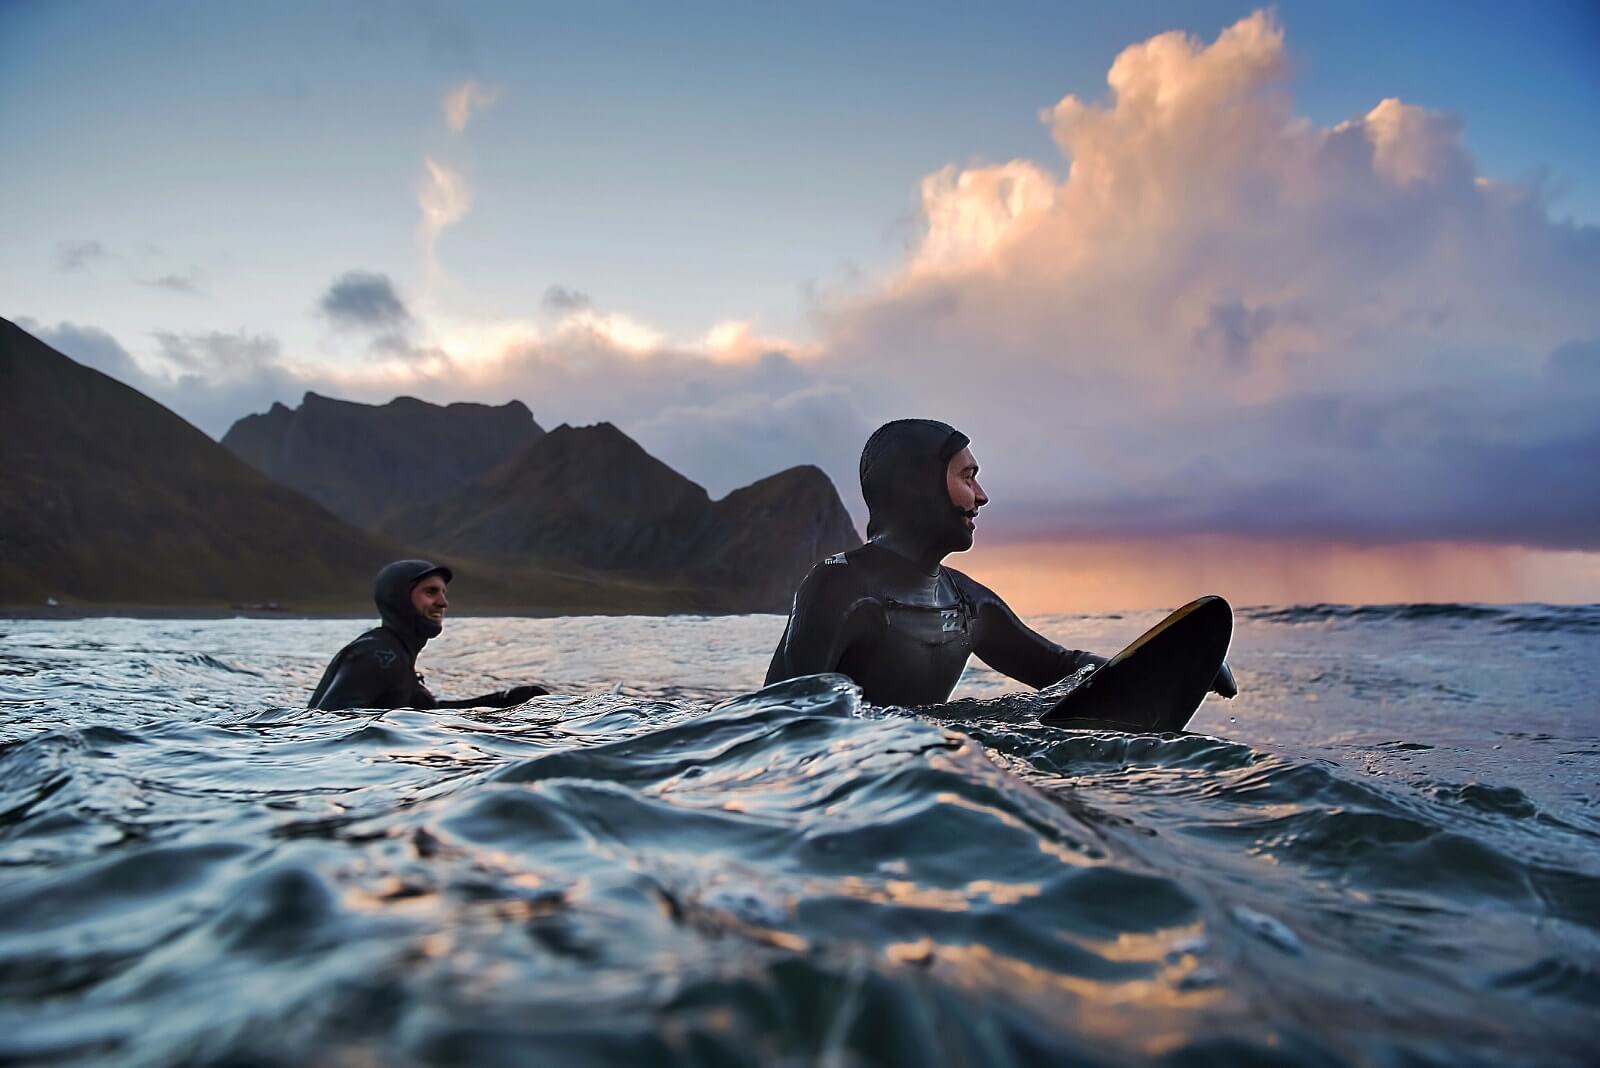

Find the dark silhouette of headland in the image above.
[
  {"left": 374, "top": 421, "right": 859, "bottom": 611},
  {"left": 1, "top": 317, "right": 859, "bottom": 615}
]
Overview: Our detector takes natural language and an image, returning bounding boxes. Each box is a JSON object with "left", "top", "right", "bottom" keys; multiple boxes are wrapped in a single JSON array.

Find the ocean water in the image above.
[{"left": 1, "top": 604, "right": 1596, "bottom": 1066}]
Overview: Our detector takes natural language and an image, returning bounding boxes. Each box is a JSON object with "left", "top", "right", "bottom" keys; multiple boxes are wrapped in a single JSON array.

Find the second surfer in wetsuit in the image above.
[
  {"left": 765, "top": 419, "right": 1237, "bottom": 708},
  {"left": 309, "top": 559, "right": 547, "bottom": 711}
]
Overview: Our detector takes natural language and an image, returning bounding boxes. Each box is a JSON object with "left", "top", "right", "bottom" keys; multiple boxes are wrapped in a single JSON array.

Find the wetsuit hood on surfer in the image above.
[
  {"left": 374, "top": 558, "right": 452, "bottom": 656},
  {"left": 860, "top": 418, "right": 981, "bottom": 571}
]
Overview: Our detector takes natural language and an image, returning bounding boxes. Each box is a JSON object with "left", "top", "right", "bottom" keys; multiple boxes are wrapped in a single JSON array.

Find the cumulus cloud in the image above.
[
  {"left": 816, "top": 9, "right": 1600, "bottom": 551},
  {"left": 540, "top": 284, "right": 592, "bottom": 313},
  {"left": 366, "top": 331, "right": 455, "bottom": 368},
  {"left": 551, "top": 306, "right": 666, "bottom": 355},
  {"left": 149, "top": 329, "right": 280, "bottom": 378},
  {"left": 442, "top": 79, "right": 501, "bottom": 132},
  {"left": 318, "top": 270, "right": 414, "bottom": 331},
  {"left": 699, "top": 320, "right": 806, "bottom": 364},
  {"left": 56, "top": 240, "right": 106, "bottom": 272},
  {"left": 909, "top": 162, "right": 1057, "bottom": 277}
]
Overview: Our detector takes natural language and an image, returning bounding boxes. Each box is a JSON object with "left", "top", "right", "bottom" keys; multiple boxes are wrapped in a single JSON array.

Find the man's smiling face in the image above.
[
  {"left": 410, "top": 574, "right": 449, "bottom": 627},
  {"left": 945, "top": 445, "right": 989, "bottom": 549}
]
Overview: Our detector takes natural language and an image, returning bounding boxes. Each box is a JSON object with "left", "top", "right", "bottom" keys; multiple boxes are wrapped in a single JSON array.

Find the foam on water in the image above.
[{"left": 0, "top": 606, "right": 1596, "bottom": 1066}]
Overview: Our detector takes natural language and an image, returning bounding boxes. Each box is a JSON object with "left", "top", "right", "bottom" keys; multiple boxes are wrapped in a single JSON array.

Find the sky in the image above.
[{"left": 3, "top": 0, "right": 1598, "bottom": 609}]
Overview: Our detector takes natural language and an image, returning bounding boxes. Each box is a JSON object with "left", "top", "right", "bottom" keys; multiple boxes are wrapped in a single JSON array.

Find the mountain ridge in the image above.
[
  {"left": 2, "top": 318, "right": 859, "bottom": 614},
  {"left": 375, "top": 420, "right": 861, "bottom": 611},
  {"left": 223, "top": 390, "right": 545, "bottom": 528}
]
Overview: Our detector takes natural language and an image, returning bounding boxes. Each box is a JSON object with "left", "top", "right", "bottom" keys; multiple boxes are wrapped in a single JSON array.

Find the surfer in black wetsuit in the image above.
[
  {"left": 309, "top": 559, "right": 547, "bottom": 711},
  {"left": 766, "top": 419, "right": 1237, "bottom": 708}
]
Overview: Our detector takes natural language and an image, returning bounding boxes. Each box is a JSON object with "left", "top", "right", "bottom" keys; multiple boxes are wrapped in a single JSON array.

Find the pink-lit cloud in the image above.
[
  {"left": 817, "top": 9, "right": 1600, "bottom": 551},
  {"left": 442, "top": 80, "right": 501, "bottom": 133},
  {"left": 417, "top": 158, "right": 471, "bottom": 278}
]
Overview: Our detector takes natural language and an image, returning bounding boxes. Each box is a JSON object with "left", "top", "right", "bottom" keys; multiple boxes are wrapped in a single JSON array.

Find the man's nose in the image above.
[{"left": 974, "top": 481, "right": 989, "bottom": 507}]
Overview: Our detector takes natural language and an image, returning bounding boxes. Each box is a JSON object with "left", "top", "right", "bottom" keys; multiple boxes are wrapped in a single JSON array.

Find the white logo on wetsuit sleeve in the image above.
[
  {"left": 941, "top": 608, "right": 961, "bottom": 632},
  {"left": 825, "top": 554, "right": 846, "bottom": 565}
]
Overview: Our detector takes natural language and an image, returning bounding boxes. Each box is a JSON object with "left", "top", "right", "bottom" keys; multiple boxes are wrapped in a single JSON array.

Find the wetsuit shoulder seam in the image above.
[
  {"left": 942, "top": 566, "right": 997, "bottom": 607},
  {"left": 803, "top": 550, "right": 874, "bottom": 598}
]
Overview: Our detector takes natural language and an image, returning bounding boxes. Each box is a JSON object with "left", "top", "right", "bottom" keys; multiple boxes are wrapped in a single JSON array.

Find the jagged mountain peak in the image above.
[{"left": 223, "top": 391, "right": 545, "bottom": 528}]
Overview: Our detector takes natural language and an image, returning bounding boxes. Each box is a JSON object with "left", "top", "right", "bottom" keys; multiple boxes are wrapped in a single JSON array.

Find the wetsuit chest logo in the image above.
[
  {"left": 374, "top": 649, "right": 396, "bottom": 668},
  {"left": 883, "top": 595, "right": 969, "bottom": 646}
]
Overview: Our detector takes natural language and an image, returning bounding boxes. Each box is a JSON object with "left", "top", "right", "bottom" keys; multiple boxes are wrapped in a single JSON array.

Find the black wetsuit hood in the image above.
[
  {"left": 374, "top": 559, "right": 452, "bottom": 656},
  {"left": 860, "top": 418, "right": 972, "bottom": 568}
]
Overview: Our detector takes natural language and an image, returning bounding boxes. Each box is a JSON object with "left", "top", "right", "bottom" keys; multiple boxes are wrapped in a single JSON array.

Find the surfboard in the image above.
[{"left": 1039, "top": 595, "right": 1233, "bottom": 732}]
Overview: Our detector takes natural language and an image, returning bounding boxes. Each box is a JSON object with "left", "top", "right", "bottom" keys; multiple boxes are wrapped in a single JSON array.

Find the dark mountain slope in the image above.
[
  {"left": 385, "top": 422, "right": 711, "bottom": 567},
  {"left": 0, "top": 319, "right": 729, "bottom": 614},
  {"left": 697, "top": 465, "right": 864, "bottom": 609},
  {"left": 380, "top": 422, "right": 861, "bottom": 611},
  {"left": 0, "top": 318, "right": 398, "bottom": 607}
]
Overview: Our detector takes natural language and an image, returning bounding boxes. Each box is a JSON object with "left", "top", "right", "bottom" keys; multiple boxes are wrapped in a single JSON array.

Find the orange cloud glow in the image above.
[{"left": 957, "top": 538, "right": 1600, "bottom": 614}]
